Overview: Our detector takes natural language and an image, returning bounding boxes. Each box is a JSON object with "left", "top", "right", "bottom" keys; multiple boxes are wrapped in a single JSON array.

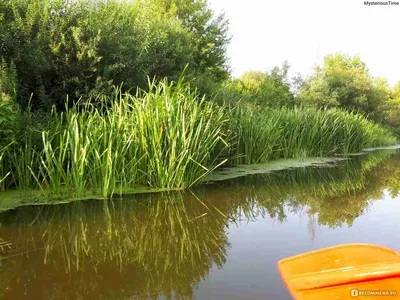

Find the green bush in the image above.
[{"left": 0, "top": 0, "right": 230, "bottom": 109}]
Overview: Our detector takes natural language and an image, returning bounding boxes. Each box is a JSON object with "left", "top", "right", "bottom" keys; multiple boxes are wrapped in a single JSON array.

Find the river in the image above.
[{"left": 0, "top": 149, "right": 399, "bottom": 299}]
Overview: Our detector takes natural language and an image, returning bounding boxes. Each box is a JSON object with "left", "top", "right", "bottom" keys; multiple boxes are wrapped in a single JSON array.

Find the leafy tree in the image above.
[
  {"left": 218, "top": 62, "right": 295, "bottom": 109},
  {"left": 0, "top": 60, "right": 18, "bottom": 147},
  {"left": 259, "top": 62, "right": 295, "bottom": 108},
  {"left": 0, "top": 60, "right": 18, "bottom": 188},
  {"left": 298, "top": 53, "right": 384, "bottom": 118},
  {"left": 386, "top": 81, "right": 400, "bottom": 133},
  {"left": 0, "top": 0, "right": 231, "bottom": 110},
  {"left": 0, "top": 0, "right": 103, "bottom": 109},
  {"left": 297, "top": 68, "right": 339, "bottom": 108},
  {"left": 290, "top": 72, "right": 305, "bottom": 98},
  {"left": 370, "top": 77, "right": 391, "bottom": 123},
  {"left": 143, "top": 0, "right": 231, "bottom": 96}
]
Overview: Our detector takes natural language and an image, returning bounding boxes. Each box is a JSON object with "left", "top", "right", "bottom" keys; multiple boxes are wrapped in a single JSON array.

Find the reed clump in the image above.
[
  {"left": 224, "top": 106, "right": 397, "bottom": 165},
  {"left": 3, "top": 77, "right": 228, "bottom": 198},
  {"left": 0, "top": 78, "right": 397, "bottom": 201}
]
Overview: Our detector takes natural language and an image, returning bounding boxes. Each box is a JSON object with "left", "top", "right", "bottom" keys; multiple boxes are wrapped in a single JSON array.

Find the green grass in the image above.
[
  {"left": 0, "top": 78, "right": 397, "bottom": 203},
  {"left": 0, "top": 143, "right": 11, "bottom": 189},
  {"left": 3, "top": 77, "right": 229, "bottom": 199},
  {"left": 223, "top": 106, "right": 397, "bottom": 165}
]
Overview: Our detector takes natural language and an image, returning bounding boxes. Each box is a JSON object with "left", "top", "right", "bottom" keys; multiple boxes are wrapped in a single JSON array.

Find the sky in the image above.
[{"left": 208, "top": 0, "right": 400, "bottom": 86}]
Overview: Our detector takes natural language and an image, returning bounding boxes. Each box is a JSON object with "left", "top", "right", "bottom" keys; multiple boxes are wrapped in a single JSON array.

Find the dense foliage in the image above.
[
  {"left": 0, "top": 79, "right": 396, "bottom": 198},
  {"left": 0, "top": 60, "right": 18, "bottom": 146},
  {"left": 220, "top": 54, "right": 400, "bottom": 133},
  {"left": 0, "top": 0, "right": 398, "bottom": 200},
  {"left": 0, "top": 0, "right": 230, "bottom": 109},
  {"left": 297, "top": 54, "right": 387, "bottom": 121},
  {"left": 217, "top": 62, "right": 295, "bottom": 108},
  {"left": 387, "top": 82, "right": 400, "bottom": 134}
]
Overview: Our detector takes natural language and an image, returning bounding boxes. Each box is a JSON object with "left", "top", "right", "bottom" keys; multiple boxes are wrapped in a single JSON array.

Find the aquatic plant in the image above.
[
  {"left": 224, "top": 106, "right": 397, "bottom": 165},
  {"left": 36, "top": 77, "right": 228, "bottom": 198},
  {"left": 0, "top": 144, "right": 10, "bottom": 189},
  {"left": 0, "top": 75, "right": 397, "bottom": 203}
]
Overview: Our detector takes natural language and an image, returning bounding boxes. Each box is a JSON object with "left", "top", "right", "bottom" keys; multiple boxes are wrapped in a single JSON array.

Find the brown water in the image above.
[{"left": 0, "top": 150, "right": 400, "bottom": 300}]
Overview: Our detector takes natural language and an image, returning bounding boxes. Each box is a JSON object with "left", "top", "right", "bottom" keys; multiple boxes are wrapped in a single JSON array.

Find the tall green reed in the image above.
[
  {"left": 225, "top": 106, "right": 397, "bottom": 165},
  {"left": 0, "top": 77, "right": 397, "bottom": 199},
  {"left": 36, "top": 77, "right": 228, "bottom": 198},
  {"left": 0, "top": 144, "right": 11, "bottom": 190},
  {"left": 131, "top": 77, "right": 228, "bottom": 187}
]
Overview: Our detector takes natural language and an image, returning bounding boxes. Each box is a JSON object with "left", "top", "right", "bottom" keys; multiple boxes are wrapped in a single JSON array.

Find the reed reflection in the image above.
[{"left": 0, "top": 150, "right": 399, "bottom": 299}]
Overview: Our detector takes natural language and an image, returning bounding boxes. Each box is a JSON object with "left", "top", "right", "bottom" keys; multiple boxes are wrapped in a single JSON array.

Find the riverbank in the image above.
[
  {"left": 0, "top": 157, "right": 345, "bottom": 213},
  {"left": 0, "top": 80, "right": 398, "bottom": 211},
  {"left": 1, "top": 146, "right": 399, "bottom": 213}
]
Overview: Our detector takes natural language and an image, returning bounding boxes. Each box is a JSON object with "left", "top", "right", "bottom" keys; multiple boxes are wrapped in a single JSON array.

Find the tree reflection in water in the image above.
[{"left": 0, "top": 150, "right": 399, "bottom": 299}]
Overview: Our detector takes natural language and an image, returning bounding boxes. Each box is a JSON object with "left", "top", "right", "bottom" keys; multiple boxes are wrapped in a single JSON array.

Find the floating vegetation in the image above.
[{"left": 204, "top": 157, "right": 347, "bottom": 182}]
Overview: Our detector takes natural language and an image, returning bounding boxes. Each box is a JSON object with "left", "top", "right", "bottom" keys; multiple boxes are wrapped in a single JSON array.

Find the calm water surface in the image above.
[{"left": 0, "top": 150, "right": 400, "bottom": 299}]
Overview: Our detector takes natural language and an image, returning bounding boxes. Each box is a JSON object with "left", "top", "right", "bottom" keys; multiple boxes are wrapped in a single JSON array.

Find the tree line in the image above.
[
  {"left": 0, "top": 0, "right": 399, "bottom": 134},
  {"left": 220, "top": 54, "right": 400, "bottom": 134}
]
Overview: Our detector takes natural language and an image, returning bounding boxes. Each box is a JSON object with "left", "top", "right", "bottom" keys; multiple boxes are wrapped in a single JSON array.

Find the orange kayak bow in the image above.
[{"left": 278, "top": 244, "right": 400, "bottom": 299}]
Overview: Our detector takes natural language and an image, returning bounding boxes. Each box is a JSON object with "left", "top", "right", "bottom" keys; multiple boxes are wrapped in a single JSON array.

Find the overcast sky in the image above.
[{"left": 208, "top": 0, "right": 400, "bottom": 86}]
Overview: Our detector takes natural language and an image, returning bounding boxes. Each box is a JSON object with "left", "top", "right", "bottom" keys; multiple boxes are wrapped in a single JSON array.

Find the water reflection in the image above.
[
  {"left": 0, "top": 193, "right": 233, "bottom": 299},
  {"left": 0, "top": 150, "right": 399, "bottom": 299},
  {"left": 223, "top": 149, "right": 400, "bottom": 228}
]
